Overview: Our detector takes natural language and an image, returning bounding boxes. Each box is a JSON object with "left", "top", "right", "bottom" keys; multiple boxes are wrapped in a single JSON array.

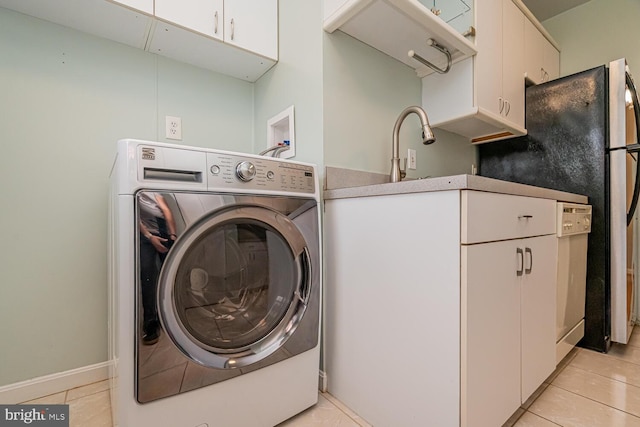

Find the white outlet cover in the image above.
[
  {"left": 408, "top": 148, "right": 417, "bottom": 170},
  {"left": 165, "top": 116, "right": 182, "bottom": 141}
]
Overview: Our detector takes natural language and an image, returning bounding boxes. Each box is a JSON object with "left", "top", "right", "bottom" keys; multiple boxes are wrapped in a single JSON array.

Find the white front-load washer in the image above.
[{"left": 108, "top": 139, "right": 321, "bottom": 426}]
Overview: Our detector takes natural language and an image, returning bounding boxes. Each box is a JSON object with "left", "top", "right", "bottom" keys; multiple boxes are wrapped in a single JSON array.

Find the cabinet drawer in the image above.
[{"left": 461, "top": 191, "right": 556, "bottom": 244}]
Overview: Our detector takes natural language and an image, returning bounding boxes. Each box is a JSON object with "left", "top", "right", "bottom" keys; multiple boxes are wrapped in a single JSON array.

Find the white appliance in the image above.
[
  {"left": 108, "top": 139, "right": 321, "bottom": 427},
  {"left": 556, "top": 202, "right": 592, "bottom": 363}
]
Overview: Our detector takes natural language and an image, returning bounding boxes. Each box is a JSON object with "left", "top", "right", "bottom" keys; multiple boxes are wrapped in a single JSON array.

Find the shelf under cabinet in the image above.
[{"left": 324, "top": 0, "right": 477, "bottom": 77}]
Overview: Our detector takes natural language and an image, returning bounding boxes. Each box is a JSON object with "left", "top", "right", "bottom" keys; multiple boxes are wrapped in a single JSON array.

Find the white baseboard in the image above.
[{"left": 0, "top": 361, "right": 112, "bottom": 404}]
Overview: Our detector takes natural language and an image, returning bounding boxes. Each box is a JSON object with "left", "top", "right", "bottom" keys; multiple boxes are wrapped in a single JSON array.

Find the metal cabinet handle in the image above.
[
  {"left": 230, "top": 18, "right": 235, "bottom": 40},
  {"left": 504, "top": 100, "right": 511, "bottom": 116},
  {"left": 516, "top": 248, "right": 524, "bottom": 276},
  {"left": 499, "top": 97, "right": 504, "bottom": 114},
  {"left": 214, "top": 11, "right": 218, "bottom": 34},
  {"left": 518, "top": 214, "right": 533, "bottom": 220},
  {"left": 525, "top": 247, "right": 533, "bottom": 274}
]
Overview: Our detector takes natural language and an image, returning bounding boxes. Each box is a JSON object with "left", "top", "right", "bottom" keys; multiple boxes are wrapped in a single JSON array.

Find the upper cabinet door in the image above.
[
  {"left": 111, "top": 0, "right": 153, "bottom": 15},
  {"left": 501, "top": 0, "right": 525, "bottom": 129},
  {"left": 155, "top": 0, "right": 224, "bottom": 41},
  {"left": 524, "top": 18, "right": 559, "bottom": 84},
  {"left": 524, "top": 18, "right": 546, "bottom": 85},
  {"left": 542, "top": 41, "right": 560, "bottom": 81},
  {"left": 475, "top": 0, "right": 503, "bottom": 117},
  {"left": 224, "top": 0, "right": 278, "bottom": 59}
]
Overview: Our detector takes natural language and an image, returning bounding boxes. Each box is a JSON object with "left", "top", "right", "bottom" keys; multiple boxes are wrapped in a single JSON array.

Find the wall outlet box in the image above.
[
  {"left": 266, "top": 105, "right": 295, "bottom": 159},
  {"left": 166, "top": 116, "right": 182, "bottom": 140}
]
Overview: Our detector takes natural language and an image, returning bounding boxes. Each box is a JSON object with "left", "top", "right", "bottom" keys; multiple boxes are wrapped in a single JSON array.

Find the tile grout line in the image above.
[
  {"left": 541, "top": 383, "right": 640, "bottom": 420},
  {"left": 560, "top": 362, "right": 640, "bottom": 389},
  {"left": 522, "top": 409, "right": 563, "bottom": 426}
]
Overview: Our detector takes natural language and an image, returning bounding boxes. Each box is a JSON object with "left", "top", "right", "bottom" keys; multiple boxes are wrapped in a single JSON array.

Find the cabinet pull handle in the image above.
[
  {"left": 525, "top": 247, "right": 533, "bottom": 274},
  {"left": 214, "top": 11, "right": 218, "bottom": 34},
  {"left": 505, "top": 100, "right": 511, "bottom": 116},
  {"left": 518, "top": 214, "right": 533, "bottom": 220},
  {"left": 499, "top": 97, "right": 504, "bottom": 114},
  {"left": 231, "top": 18, "right": 235, "bottom": 40},
  {"left": 516, "top": 248, "right": 524, "bottom": 276}
]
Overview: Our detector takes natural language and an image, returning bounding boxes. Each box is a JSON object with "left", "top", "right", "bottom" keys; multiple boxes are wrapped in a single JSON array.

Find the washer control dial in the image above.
[{"left": 236, "top": 161, "right": 256, "bottom": 182}]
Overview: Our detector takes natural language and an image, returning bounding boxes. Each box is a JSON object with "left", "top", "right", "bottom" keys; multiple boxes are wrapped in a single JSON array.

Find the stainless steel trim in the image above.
[
  {"left": 157, "top": 203, "right": 312, "bottom": 369},
  {"left": 610, "top": 59, "right": 631, "bottom": 343}
]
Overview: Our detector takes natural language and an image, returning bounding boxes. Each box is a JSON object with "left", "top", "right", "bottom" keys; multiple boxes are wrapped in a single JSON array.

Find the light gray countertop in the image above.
[{"left": 323, "top": 168, "right": 588, "bottom": 204}]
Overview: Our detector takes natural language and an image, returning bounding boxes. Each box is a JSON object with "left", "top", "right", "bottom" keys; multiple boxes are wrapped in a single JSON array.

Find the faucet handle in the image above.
[{"left": 401, "top": 158, "right": 407, "bottom": 180}]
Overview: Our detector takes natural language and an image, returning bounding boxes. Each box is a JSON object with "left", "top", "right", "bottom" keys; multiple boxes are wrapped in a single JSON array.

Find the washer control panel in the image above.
[
  {"left": 207, "top": 152, "right": 315, "bottom": 194},
  {"left": 557, "top": 202, "right": 592, "bottom": 237}
]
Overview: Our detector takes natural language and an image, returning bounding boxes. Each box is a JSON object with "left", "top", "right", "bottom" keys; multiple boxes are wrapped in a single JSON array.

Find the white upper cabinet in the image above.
[
  {"left": 111, "top": 0, "right": 154, "bottom": 15},
  {"left": 324, "top": 0, "right": 477, "bottom": 77},
  {"left": 421, "top": 0, "right": 560, "bottom": 143},
  {"left": 153, "top": 0, "right": 278, "bottom": 60},
  {"left": 0, "top": 0, "right": 278, "bottom": 82},
  {"left": 155, "top": 0, "right": 224, "bottom": 41},
  {"left": 224, "top": 0, "right": 278, "bottom": 60},
  {"left": 524, "top": 16, "right": 560, "bottom": 85},
  {"left": 422, "top": 0, "right": 526, "bottom": 143},
  {"left": 148, "top": 0, "right": 277, "bottom": 80}
]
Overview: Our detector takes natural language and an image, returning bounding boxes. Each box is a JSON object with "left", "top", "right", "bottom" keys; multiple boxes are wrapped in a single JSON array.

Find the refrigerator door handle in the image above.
[{"left": 625, "top": 71, "right": 640, "bottom": 225}]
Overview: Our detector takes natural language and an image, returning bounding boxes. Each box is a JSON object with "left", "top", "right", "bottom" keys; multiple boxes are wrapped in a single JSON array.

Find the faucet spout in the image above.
[{"left": 390, "top": 106, "right": 436, "bottom": 183}]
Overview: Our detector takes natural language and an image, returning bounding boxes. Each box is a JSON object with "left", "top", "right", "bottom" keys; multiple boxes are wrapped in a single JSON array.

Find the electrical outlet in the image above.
[
  {"left": 408, "top": 149, "right": 417, "bottom": 170},
  {"left": 165, "top": 116, "right": 182, "bottom": 140}
]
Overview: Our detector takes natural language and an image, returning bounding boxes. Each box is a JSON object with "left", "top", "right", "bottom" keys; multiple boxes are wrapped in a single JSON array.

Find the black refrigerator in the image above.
[{"left": 479, "top": 59, "right": 640, "bottom": 353}]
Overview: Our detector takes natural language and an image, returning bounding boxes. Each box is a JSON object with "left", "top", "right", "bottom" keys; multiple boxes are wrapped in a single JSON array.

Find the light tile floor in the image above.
[
  {"left": 21, "top": 380, "right": 112, "bottom": 427},
  {"left": 21, "top": 328, "right": 640, "bottom": 426}
]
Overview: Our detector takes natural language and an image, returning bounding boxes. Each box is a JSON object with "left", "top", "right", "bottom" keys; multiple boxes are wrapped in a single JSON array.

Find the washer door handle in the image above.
[{"left": 295, "top": 247, "right": 312, "bottom": 307}]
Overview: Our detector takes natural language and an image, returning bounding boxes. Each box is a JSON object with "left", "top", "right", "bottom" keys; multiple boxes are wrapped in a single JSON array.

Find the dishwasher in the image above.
[{"left": 556, "top": 202, "right": 593, "bottom": 364}]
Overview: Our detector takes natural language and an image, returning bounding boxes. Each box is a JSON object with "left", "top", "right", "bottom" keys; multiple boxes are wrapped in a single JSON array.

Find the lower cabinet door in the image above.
[
  {"left": 463, "top": 240, "right": 521, "bottom": 427},
  {"left": 521, "top": 235, "right": 557, "bottom": 402}
]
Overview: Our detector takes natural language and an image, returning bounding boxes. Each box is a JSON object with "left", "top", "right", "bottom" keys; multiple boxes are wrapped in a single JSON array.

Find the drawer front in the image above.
[{"left": 462, "top": 191, "right": 556, "bottom": 244}]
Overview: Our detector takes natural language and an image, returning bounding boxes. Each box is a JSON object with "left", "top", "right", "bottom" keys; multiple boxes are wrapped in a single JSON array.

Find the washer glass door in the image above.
[{"left": 157, "top": 197, "right": 314, "bottom": 369}]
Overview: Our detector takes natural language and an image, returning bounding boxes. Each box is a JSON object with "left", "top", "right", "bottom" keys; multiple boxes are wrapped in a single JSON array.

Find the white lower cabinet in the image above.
[
  {"left": 325, "top": 189, "right": 557, "bottom": 427},
  {"left": 462, "top": 190, "right": 557, "bottom": 426},
  {"left": 463, "top": 235, "right": 557, "bottom": 426}
]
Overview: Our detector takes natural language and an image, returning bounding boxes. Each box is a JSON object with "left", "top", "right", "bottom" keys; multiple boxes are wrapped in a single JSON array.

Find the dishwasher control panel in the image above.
[{"left": 557, "top": 202, "right": 592, "bottom": 236}]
